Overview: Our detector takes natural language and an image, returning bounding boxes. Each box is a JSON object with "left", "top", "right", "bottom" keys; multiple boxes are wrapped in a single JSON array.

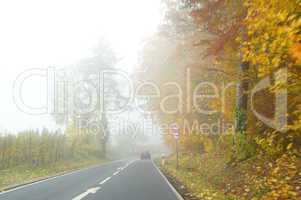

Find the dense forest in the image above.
[
  {"left": 139, "top": 0, "right": 301, "bottom": 199},
  {"left": 0, "top": 126, "right": 104, "bottom": 170}
]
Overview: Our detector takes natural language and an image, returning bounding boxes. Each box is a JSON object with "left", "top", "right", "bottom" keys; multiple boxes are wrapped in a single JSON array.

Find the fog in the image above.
[{"left": 0, "top": 0, "right": 161, "bottom": 132}]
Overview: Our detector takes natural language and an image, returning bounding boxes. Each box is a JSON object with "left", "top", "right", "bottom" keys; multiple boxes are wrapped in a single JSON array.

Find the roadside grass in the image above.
[{"left": 0, "top": 157, "right": 106, "bottom": 191}]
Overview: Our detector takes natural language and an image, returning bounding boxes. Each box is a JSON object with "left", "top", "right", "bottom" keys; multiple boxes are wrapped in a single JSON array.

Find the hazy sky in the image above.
[{"left": 0, "top": 0, "right": 162, "bottom": 132}]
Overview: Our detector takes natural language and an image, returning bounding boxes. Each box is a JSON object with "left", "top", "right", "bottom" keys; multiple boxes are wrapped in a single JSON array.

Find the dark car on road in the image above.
[{"left": 140, "top": 151, "right": 151, "bottom": 160}]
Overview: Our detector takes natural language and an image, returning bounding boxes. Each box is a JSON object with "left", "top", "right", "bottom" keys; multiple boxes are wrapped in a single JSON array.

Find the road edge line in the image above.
[
  {"left": 151, "top": 161, "right": 184, "bottom": 200},
  {"left": 0, "top": 159, "right": 127, "bottom": 195}
]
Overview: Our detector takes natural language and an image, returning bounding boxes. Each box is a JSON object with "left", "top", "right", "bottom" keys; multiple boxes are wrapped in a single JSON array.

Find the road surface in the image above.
[{"left": 0, "top": 160, "right": 183, "bottom": 200}]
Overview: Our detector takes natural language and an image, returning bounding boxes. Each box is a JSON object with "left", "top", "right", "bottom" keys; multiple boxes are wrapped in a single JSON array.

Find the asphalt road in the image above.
[{"left": 0, "top": 160, "right": 182, "bottom": 200}]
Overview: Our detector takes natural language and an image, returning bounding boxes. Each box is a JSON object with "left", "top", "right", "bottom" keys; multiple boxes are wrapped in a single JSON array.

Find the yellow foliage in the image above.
[{"left": 290, "top": 43, "right": 301, "bottom": 65}]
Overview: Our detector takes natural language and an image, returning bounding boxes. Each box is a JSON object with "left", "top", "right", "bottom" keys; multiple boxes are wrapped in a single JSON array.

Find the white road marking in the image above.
[
  {"left": 151, "top": 161, "right": 184, "bottom": 200},
  {"left": 72, "top": 187, "right": 100, "bottom": 200},
  {"left": 113, "top": 171, "right": 120, "bottom": 176},
  {"left": 125, "top": 160, "right": 135, "bottom": 168},
  {"left": 0, "top": 159, "right": 128, "bottom": 195},
  {"left": 99, "top": 177, "right": 111, "bottom": 185}
]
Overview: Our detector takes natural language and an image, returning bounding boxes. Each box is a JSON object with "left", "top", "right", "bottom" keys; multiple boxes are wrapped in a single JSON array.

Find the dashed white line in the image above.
[
  {"left": 0, "top": 159, "right": 127, "bottom": 196},
  {"left": 98, "top": 161, "right": 135, "bottom": 186},
  {"left": 113, "top": 171, "right": 120, "bottom": 176},
  {"left": 124, "top": 160, "right": 135, "bottom": 168},
  {"left": 72, "top": 187, "right": 100, "bottom": 200},
  {"left": 99, "top": 177, "right": 111, "bottom": 185},
  {"left": 73, "top": 160, "right": 136, "bottom": 200}
]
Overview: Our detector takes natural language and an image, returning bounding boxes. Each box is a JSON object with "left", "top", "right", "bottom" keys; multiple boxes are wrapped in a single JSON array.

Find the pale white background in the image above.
[{"left": 0, "top": 0, "right": 162, "bottom": 132}]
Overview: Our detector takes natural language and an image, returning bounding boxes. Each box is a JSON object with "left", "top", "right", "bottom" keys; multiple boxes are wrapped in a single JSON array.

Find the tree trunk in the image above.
[{"left": 235, "top": 59, "right": 249, "bottom": 133}]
